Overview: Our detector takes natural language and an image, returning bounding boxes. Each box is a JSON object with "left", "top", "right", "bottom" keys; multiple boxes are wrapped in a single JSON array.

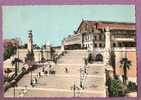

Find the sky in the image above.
[{"left": 2, "top": 5, "right": 135, "bottom": 47}]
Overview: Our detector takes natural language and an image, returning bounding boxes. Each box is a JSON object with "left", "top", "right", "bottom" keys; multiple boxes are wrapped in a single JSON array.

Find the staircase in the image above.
[
  {"left": 53, "top": 50, "right": 106, "bottom": 97},
  {"left": 57, "top": 50, "right": 87, "bottom": 64},
  {"left": 82, "top": 63, "right": 106, "bottom": 97}
]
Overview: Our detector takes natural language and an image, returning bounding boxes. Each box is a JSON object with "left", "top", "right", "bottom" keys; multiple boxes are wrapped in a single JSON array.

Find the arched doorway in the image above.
[{"left": 95, "top": 54, "right": 103, "bottom": 62}]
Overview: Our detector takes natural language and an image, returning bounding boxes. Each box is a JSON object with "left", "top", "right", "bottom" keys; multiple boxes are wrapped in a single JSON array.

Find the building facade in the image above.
[
  {"left": 63, "top": 20, "right": 136, "bottom": 83},
  {"left": 63, "top": 20, "right": 135, "bottom": 50}
]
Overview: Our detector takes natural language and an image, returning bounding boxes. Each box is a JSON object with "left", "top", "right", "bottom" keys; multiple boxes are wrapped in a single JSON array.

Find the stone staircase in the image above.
[
  {"left": 57, "top": 50, "right": 87, "bottom": 64},
  {"left": 82, "top": 63, "right": 106, "bottom": 97},
  {"left": 53, "top": 50, "right": 106, "bottom": 97}
]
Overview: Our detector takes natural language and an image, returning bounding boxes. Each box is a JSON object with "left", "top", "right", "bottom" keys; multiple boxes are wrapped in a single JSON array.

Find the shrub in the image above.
[
  {"left": 107, "top": 79, "right": 127, "bottom": 97},
  {"left": 127, "top": 81, "right": 137, "bottom": 92}
]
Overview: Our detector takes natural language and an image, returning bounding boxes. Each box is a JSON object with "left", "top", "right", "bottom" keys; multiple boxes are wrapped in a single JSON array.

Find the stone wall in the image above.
[
  {"left": 113, "top": 48, "right": 137, "bottom": 82},
  {"left": 16, "top": 49, "right": 52, "bottom": 62},
  {"left": 92, "top": 48, "right": 137, "bottom": 82}
]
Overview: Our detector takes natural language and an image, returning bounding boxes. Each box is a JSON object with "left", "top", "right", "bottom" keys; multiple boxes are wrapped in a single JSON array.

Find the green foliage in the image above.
[
  {"left": 4, "top": 46, "right": 16, "bottom": 60},
  {"left": 127, "top": 81, "right": 137, "bottom": 92},
  {"left": 107, "top": 79, "right": 127, "bottom": 97}
]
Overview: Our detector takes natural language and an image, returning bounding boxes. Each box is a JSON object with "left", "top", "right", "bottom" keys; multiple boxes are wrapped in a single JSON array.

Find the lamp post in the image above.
[
  {"left": 17, "top": 48, "right": 19, "bottom": 74},
  {"left": 12, "top": 79, "right": 16, "bottom": 97},
  {"left": 13, "top": 85, "right": 15, "bottom": 97},
  {"left": 26, "top": 52, "right": 34, "bottom": 86},
  {"left": 80, "top": 66, "right": 83, "bottom": 88},
  {"left": 30, "top": 65, "right": 33, "bottom": 85},
  {"left": 71, "top": 83, "right": 80, "bottom": 97}
]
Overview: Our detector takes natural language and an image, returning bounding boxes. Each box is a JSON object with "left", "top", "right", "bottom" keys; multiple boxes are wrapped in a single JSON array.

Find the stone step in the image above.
[
  {"left": 57, "top": 61, "right": 83, "bottom": 64},
  {"left": 83, "top": 76, "right": 105, "bottom": 91}
]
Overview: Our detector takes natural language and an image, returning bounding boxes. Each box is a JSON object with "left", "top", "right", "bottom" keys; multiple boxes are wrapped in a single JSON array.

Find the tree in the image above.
[
  {"left": 120, "top": 58, "right": 131, "bottom": 84},
  {"left": 4, "top": 46, "right": 16, "bottom": 60},
  {"left": 23, "top": 43, "right": 27, "bottom": 48},
  {"left": 11, "top": 58, "right": 22, "bottom": 76},
  {"left": 33, "top": 44, "right": 40, "bottom": 49}
]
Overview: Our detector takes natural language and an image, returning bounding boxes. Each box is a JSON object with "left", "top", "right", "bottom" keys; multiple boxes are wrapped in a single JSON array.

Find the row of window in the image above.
[
  {"left": 84, "top": 42, "right": 136, "bottom": 48},
  {"left": 84, "top": 34, "right": 104, "bottom": 42},
  {"left": 94, "top": 43, "right": 104, "bottom": 48},
  {"left": 113, "top": 42, "right": 136, "bottom": 47}
]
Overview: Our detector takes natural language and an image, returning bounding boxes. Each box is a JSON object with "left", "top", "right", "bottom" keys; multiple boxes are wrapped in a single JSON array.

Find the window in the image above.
[
  {"left": 94, "top": 43, "right": 97, "bottom": 47},
  {"left": 113, "top": 43, "right": 116, "bottom": 47},
  {"left": 94, "top": 36, "right": 97, "bottom": 40},
  {"left": 118, "top": 43, "right": 122, "bottom": 47},
  {"left": 99, "top": 43, "right": 102, "bottom": 48},
  {"left": 102, "top": 35, "right": 105, "bottom": 40},
  {"left": 87, "top": 35, "right": 89, "bottom": 41},
  {"left": 99, "top": 35, "right": 102, "bottom": 40},
  {"left": 85, "top": 36, "right": 87, "bottom": 41}
]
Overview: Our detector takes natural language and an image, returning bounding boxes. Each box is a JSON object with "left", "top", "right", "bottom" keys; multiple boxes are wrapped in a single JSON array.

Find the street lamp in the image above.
[
  {"left": 71, "top": 82, "right": 80, "bottom": 97},
  {"left": 11, "top": 79, "right": 17, "bottom": 97},
  {"left": 26, "top": 51, "right": 34, "bottom": 86},
  {"left": 80, "top": 66, "right": 83, "bottom": 88}
]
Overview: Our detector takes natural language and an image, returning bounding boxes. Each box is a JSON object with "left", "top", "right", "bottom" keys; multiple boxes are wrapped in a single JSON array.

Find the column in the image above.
[
  {"left": 104, "top": 26, "right": 113, "bottom": 78},
  {"left": 27, "top": 30, "right": 33, "bottom": 53},
  {"left": 46, "top": 42, "right": 51, "bottom": 60},
  {"left": 61, "top": 41, "right": 64, "bottom": 51}
]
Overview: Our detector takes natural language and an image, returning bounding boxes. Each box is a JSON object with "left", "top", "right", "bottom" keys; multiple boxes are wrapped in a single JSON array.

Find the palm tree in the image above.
[
  {"left": 120, "top": 57, "right": 131, "bottom": 85},
  {"left": 11, "top": 58, "right": 22, "bottom": 76}
]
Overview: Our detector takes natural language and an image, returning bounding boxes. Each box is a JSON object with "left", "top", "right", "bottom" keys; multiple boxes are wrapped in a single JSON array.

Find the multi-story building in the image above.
[
  {"left": 63, "top": 20, "right": 136, "bottom": 83},
  {"left": 63, "top": 20, "right": 135, "bottom": 50}
]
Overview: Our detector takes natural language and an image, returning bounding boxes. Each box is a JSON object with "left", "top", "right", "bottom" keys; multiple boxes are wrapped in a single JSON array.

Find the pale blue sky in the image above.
[{"left": 2, "top": 5, "right": 135, "bottom": 46}]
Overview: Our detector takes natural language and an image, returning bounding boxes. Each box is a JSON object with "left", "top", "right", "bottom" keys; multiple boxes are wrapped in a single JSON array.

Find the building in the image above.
[
  {"left": 63, "top": 20, "right": 136, "bottom": 83},
  {"left": 3, "top": 31, "right": 53, "bottom": 77},
  {"left": 63, "top": 20, "right": 135, "bottom": 50}
]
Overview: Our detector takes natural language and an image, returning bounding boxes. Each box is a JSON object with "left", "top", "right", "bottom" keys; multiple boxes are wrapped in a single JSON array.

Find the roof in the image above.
[{"left": 76, "top": 20, "right": 135, "bottom": 33}]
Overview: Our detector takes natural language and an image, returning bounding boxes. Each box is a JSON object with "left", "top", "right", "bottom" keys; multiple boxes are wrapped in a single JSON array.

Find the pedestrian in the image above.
[
  {"left": 39, "top": 72, "right": 41, "bottom": 77},
  {"left": 35, "top": 78, "right": 38, "bottom": 84},
  {"left": 32, "top": 79, "right": 36, "bottom": 87},
  {"left": 42, "top": 67, "right": 45, "bottom": 72},
  {"left": 65, "top": 68, "right": 68, "bottom": 73},
  {"left": 45, "top": 70, "right": 48, "bottom": 75},
  {"left": 30, "top": 80, "right": 33, "bottom": 86}
]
